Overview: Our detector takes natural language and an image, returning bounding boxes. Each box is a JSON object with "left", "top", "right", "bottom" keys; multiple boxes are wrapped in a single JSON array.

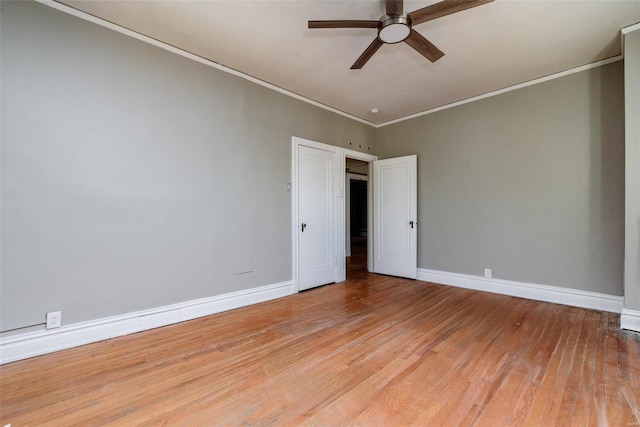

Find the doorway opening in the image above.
[{"left": 346, "top": 158, "right": 369, "bottom": 279}]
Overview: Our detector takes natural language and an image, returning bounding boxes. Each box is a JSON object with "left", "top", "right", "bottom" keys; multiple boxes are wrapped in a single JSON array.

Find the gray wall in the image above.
[
  {"left": 625, "top": 29, "right": 640, "bottom": 311},
  {"left": 377, "top": 62, "right": 625, "bottom": 295},
  {"left": 1, "top": 0, "right": 628, "bottom": 334},
  {"left": 0, "top": 1, "right": 376, "bottom": 330}
]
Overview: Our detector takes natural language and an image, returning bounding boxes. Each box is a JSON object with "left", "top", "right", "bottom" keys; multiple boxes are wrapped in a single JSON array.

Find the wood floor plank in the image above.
[
  {"left": 471, "top": 300, "right": 562, "bottom": 425},
  {"left": 527, "top": 308, "right": 585, "bottom": 425},
  {"left": 1, "top": 245, "right": 638, "bottom": 426},
  {"left": 620, "top": 332, "right": 640, "bottom": 424},
  {"left": 614, "top": 328, "right": 640, "bottom": 426}
]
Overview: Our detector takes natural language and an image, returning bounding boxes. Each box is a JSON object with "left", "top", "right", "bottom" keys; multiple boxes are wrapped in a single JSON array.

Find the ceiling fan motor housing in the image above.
[{"left": 378, "top": 15, "right": 410, "bottom": 44}]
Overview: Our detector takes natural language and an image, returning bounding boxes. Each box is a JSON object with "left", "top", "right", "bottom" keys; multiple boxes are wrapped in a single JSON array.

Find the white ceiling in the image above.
[{"left": 59, "top": 0, "right": 640, "bottom": 125}]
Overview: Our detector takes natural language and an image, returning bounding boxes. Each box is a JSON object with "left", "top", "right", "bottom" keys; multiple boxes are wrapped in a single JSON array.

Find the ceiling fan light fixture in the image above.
[{"left": 378, "top": 16, "right": 410, "bottom": 44}]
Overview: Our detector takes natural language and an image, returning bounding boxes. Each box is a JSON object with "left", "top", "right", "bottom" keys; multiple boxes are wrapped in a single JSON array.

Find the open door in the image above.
[
  {"left": 298, "top": 145, "right": 337, "bottom": 291},
  {"left": 373, "top": 155, "right": 417, "bottom": 279}
]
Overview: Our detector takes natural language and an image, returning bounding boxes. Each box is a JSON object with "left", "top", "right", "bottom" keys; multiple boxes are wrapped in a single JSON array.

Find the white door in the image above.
[
  {"left": 373, "top": 155, "right": 417, "bottom": 279},
  {"left": 298, "top": 145, "right": 336, "bottom": 290}
]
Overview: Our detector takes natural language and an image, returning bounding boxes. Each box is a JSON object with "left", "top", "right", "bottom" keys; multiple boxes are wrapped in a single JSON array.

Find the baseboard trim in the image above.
[
  {"left": 620, "top": 308, "right": 640, "bottom": 333},
  {"left": 417, "top": 269, "right": 623, "bottom": 314},
  {"left": 0, "top": 281, "right": 294, "bottom": 364}
]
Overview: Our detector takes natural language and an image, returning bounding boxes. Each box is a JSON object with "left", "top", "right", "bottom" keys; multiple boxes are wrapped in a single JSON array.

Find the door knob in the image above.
[{"left": 301, "top": 223, "right": 307, "bottom": 232}]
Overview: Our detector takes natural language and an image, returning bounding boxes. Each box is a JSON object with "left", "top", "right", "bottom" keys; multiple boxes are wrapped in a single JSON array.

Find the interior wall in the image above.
[
  {"left": 1, "top": 0, "right": 630, "bottom": 335},
  {"left": 0, "top": 1, "right": 376, "bottom": 331},
  {"left": 624, "top": 28, "right": 640, "bottom": 311},
  {"left": 377, "top": 61, "right": 625, "bottom": 296}
]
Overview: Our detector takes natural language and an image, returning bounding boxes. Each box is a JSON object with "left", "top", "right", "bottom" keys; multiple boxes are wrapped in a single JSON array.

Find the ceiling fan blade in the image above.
[
  {"left": 408, "top": 0, "right": 493, "bottom": 26},
  {"left": 308, "top": 20, "right": 379, "bottom": 29},
  {"left": 385, "top": 0, "right": 403, "bottom": 16},
  {"left": 404, "top": 29, "right": 444, "bottom": 63},
  {"left": 351, "top": 38, "right": 384, "bottom": 69}
]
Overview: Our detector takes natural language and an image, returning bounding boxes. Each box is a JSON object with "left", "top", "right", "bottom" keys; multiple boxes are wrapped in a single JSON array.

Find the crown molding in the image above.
[
  {"left": 37, "top": 0, "right": 377, "bottom": 128},
  {"left": 377, "top": 55, "right": 623, "bottom": 128},
  {"left": 36, "top": 1, "right": 626, "bottom": 130}
]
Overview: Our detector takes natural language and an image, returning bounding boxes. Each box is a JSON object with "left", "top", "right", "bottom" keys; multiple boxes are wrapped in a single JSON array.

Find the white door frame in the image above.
[
  {"left": 292, "top": 136, "right": 377, "bottom": 292},
  {"left": 345, "top": 172, "right": 368, "bottom": 257}
]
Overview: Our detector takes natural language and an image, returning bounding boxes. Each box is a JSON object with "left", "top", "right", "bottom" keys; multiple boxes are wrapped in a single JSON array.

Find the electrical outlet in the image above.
[
  {"left": 46, "top": 311, "right": 62, "bottom": 329},
  {"left": 484, "top": 268, "right": 492, "bottom": 279}
]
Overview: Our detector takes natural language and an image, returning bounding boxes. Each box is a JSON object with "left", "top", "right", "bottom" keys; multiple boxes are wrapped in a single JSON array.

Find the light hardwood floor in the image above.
[{"left": 1, "top": 244, "right": 639, "bottom": 426}]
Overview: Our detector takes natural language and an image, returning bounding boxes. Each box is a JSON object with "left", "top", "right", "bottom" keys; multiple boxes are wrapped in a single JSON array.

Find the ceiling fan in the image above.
[{"left": 308, "top": 0, "right": 494, "bottom": 69}]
